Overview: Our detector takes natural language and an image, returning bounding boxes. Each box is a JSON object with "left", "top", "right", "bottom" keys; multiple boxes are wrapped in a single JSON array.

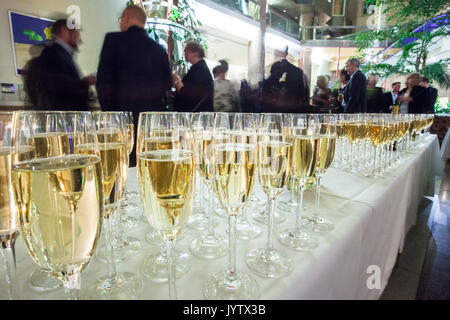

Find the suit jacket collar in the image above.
[{"left": 126, "top": 25, "right": 146, "bottom": 34}]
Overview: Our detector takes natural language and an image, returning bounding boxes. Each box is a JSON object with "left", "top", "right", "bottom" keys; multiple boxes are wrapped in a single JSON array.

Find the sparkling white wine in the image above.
[
  {"left": 0, "top": 147, "right": 14, "bottom": 235},
  {"left": 145, "top": 136, "right": 180, "bottom": 151},
  {"left": 33, "top": 132, "right": 70, "bottom": 158},
  {"left": 258, "top": 141, "right": 292, "bottom": 197},
  {"left": 76, "top": 142, "right": 127, "bottom": 209},
  {"left": 126, "top": 124, "right": 135, "bottom": 155},
  {"left": 316, "top": 135, "right": 336, "bottom": 174},
  {"left": 212, "top": 143, "right": 256, "bottom": 215},
  {"left": 336, "top": 122, "right": 346, "bottom": 138},
  {"left": 369, "top": 124, "right": 383, "bottom": 146},
  {"left": 195, "top": 133, "right": 213, "bottom": 181},
  {"left": 11, "top": 154, "right": 103, "bottom": 280},
  {"left": 291, "top": 135, "right": 318, "bottom": 181},
  {"left": 346, "top": 123, "right": 363, "bottom": 142},
  {"left": 137, "top": 149, "right": 195, "bottom": 239}
]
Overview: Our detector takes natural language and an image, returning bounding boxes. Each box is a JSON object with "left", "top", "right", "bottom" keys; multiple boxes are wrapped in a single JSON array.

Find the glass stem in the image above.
[
  {"left": 350, "top": 142, "right": 355, "bottom": 171},
  {"left": 63, "top": 269, "right": 81, "bottom": 300},
  {"left": 104, "top": 208, "right": 118, "bottom": 279},
  {"left": 207, "top": 185, "right": 215, "bottom": 236},
  {"left": 166, "top": 237, "right": 177, "bottom": 300},
  {"left": 267, "top": 197, "right": 276, "bottom": 251},
  {"left": 372, "top": 145, "right": 377, "bottom": 176},
  {"left": 315, "top": 174, "right": 322, "bottom": 209},
  {"left": 228, "top": 214, "right": 237, "bottom": 277},
  {"left": 0, "top": 238, "right": 17, "bottom": 300},
  {"left": 295, "top": 180, "right": 305, "bottom": 229}
]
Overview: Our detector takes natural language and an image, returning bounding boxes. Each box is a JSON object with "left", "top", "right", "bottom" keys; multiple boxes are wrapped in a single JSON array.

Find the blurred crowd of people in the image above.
[{"left": 23, "top": 4, "right": 438, "bottom": 121}]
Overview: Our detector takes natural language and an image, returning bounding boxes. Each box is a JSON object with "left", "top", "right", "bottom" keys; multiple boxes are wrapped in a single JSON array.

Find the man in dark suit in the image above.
[
  {"left": 97, "top": 5, "right": 172, "bottom": 166},
  {"left": 261, "top": 46, "right": 309, "bottom": 113},
  {"left": 38, "top": 19, "right": 96, "bottom": 111},
  {"left": 381, "top": 81, "right": 401, "bottom": 113},
  {"left": 342, "top": 58, "right": 367, "bottom": 113},
  {"left": 420, "top": 77, "right": 438, "bottom": 113}
]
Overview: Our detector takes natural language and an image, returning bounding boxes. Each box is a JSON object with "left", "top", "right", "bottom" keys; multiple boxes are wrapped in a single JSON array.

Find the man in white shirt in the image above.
[{"left": 382, "top": 81, "right": 401, "bottom": 112}]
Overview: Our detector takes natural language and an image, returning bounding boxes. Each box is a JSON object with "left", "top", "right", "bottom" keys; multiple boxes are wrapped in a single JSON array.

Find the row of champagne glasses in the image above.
[
  {"left": 333, "top": 113, "right": 434, "bottom": 176},
  {"left": 0, "top": 111, "right": 142, "bottom": 300},
  {"left": 1, "top": 111, "right": 339, "bottom": 300},
  {"left": 134, "top": 112, "right": 339, "bottom": 299}
]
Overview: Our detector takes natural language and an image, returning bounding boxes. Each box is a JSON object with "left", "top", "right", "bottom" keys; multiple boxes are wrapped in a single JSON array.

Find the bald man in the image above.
[{"left": 97, "top": 4, "right": 172, "bottom": 166}]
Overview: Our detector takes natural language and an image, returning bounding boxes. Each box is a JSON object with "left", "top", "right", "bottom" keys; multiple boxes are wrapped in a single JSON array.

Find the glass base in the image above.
[
  {"left": 301, "top": 215, "right": 334, "bottom": 233},
  {"left": 278, "top": 228, "right": 319, "bottom": 251},
  {"left": 29, "top": 269, "right": 62, "bottom": 291},
  {"left": 246, "top": 248, "right": 294, "bottom": 278},
  {"left": 276, "top": 199, "right": 298, "bottom": 213},
  {"left": 118, "top": 215, "right": 139, "bottom": 233},
  {"left": 215, "top": 206, "right": 227, "bottom": 218},
  {"left": 187, "top": 214, "right": 219, "bottom": 232},
  {"left": 235, "top": 217, "right": 262, "bottom": 240},
  {"left": 253, "top": 207, "right": 287, "bottom": 224},
  {"left": 96, "top": 236, "right": 141, "bottom": 264},
  {"left": 140, "top": 248, "right": 191, "bottom": 283},
  {"left": 92, "top": 272, "right": 142, "bottom": 300},
  {"left": 190, "top": 234, "right": 228, "bottom": 259},
  {"left": 203, "top": 270, "right": 261, "bottom": 300},
  {"left": 145, "top": 229, "right": 185, "bottom": 246}
]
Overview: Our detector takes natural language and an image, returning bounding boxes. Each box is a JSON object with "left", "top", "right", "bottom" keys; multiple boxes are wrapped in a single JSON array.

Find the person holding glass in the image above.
[{"left": 172, "top": 42, "right": 214, "bottom": 112}]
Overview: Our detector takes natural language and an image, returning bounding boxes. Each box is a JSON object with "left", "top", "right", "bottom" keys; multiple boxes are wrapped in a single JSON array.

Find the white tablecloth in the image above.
[
  {"left": 7, "top": 135, "right": 442, "bottom": 300},
  {"left": 441, "top": 127, "right": 450, "bottom": 160}
]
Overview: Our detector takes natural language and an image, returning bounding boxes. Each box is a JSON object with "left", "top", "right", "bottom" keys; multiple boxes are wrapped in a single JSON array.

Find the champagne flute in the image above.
[
  {"left": 187, "top": 113, "right": 217, "bottom": 232},
  {"left": 190, "top": 112, "right": 228, "bottom": 259},
  {"left": 137, "top": 112, "right": 196, "bottom": 299},
  {"left": 96, "top": 112, "right": 141, "bottom": 264},
  {"left": 369, "top": 115, "right": 385, "bottom": 176},
  {"left": 301, "top": 114, "right": 335, "bottom": 233},
  {"left": 0, "top": 112, "right": 18, "bottom": 299},
  {"left": 91, "top": 111, "right": 142, "bottom": 299},
  {"left": 228, "top": 113, "right": 262, "bottom": 240},
  {"left": 11, "top": 111, "right": 103, "bottom": 300},
  {"left": 246, "top": 113, "right": 294, "bottom": 277},
  {"left": 278, "top": 114, "right": 319, "bottom": 251},
  {"left": 203, "top": 112, "right": 261, "bottom": 299},
  {"left": 118, "top": 111, "right": 139, "bottom": 231}
]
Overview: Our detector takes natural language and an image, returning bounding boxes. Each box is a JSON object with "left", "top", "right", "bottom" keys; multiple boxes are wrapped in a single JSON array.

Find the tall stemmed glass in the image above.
[
  {"left": 92, "top": 111, "right": 142, "bottom": 299},
  {"left": 278, "top": 114, "right": 319, "bottom": 251},
  {"left": 0, "top": 112, "right": 18, "bottom": 299},
  {"left": 118, "top": 111, "right": 139, "bottom": 230},
  {"left": 246, "top": 113, "right": 294, "bottom": 278},
  {"left": 203, "top": 113, "right": 261, "bottom": 299},
  {"left": 369, "top": 115, "right": 385, "bottom": 176},
  {"left": 301, "top": 114, "right": 335, "bottom": 233},
  {"left": 190, "top": 112, "right": 228, "bottom": 259},
  {"left": 137, "top": 112, "right": 196, "bottom": 299},
  {"left": 98, "top": 112, "right": 141, "bottom": 264},
  {"left": 11, "top": 111, "right": 103, "bottom": 300},
  {"left": 187, "top": 113, "right": 217, "bottom": 232}
]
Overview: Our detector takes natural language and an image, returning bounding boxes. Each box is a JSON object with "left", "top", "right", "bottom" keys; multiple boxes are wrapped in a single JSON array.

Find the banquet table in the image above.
[
  {"left": 441, "top": 127, "right": 450, "bottom": 160},
  {"left": 7, "top": 134, "right": 443, "bottom": 300}
]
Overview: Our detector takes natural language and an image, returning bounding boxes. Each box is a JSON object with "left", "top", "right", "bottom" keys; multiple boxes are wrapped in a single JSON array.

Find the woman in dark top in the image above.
[{"left": 172, "top": 42, "right": 214, "bottom": 112}]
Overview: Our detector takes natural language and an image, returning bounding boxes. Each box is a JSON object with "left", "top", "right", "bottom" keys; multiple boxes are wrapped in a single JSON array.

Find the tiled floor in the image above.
[{"left": 381, "top": 160, "right": 450, "bottom": 300}]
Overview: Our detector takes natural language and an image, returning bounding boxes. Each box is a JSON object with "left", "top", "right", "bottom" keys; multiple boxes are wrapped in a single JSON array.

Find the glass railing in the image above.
[
  {"left": 209, "top": 0, "right": 301, "bottom": 39},
  {"left": 207, "top": 0, "right": 370, "bottom": 41},
  {"left": 302, "top": 25, "right": 370, "bottom": 40}
]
